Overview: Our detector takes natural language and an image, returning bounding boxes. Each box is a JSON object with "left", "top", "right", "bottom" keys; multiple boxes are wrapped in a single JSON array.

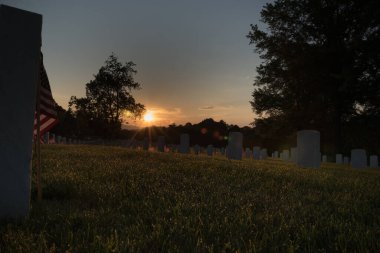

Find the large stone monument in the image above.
[
  {"left": 179, "top": 134, "right": 190, "bottom": 154},
  {"left": 227, "top": 132, "right": 243, "bottom": 160},
  {"left": 0, "top": 5, "right": 42, "bottom": 219},
  {"left": 157, "top": 136, "right": 165, "bottom": 152},
  {"left": 351, "top": 149, "right": 367, "bottom": 169},
  {"left": 296, "top": 130, "right": 320, "bottom": 168}
]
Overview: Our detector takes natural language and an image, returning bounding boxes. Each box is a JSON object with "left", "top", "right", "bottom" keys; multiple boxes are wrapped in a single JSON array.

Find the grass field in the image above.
[{"left": 1, "top": 145, "right": 380, "bottom": 252}]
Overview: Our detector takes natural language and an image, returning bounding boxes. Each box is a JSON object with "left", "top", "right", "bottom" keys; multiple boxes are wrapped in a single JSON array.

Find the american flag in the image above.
[{"left": 33, "top": 54, "right": 58, "bottom": 137}]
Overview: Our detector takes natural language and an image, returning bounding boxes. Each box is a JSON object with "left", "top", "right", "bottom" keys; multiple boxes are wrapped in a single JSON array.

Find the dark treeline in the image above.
[{"left": 51, "top": 102, "right": 380, "bottom": 155}]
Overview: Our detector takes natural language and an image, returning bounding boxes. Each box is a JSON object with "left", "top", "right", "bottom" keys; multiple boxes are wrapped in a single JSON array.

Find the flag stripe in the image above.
[{"left": 33, "top": 53, "right": 58, "bottom": 136}]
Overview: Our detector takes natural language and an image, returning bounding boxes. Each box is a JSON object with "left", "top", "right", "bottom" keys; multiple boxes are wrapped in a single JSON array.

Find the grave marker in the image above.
[
  {"left": 207, "top": 145, "right": 213, "bottom": 156},
  {"left": 227, "top": 132, "right": 242, "bottom": 160},
  {"left": 370, "top": 155, "right": 378, "bottom": 168},
  {"left": 179, "top": 134, "right": 190, "bottom": 154},
  {"left": 296, "top": 130, "right": 320, "bottom": 168},
  {"left": 157, "top": 136, "right": 165, "bottom": 152},
  {"left": 0, "top": 5, "right": 42, "bottom": 219},
  {"left": 351, "top": 149, "right": 367, "bottom": 169},
  {"left": 336, "top": 154, "right": 343, "bottom": 164}
]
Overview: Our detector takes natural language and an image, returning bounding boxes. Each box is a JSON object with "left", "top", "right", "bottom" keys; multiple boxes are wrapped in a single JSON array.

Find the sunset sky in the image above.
[{"left": 5, "top": 0, "right": 269, "bottom": 127}]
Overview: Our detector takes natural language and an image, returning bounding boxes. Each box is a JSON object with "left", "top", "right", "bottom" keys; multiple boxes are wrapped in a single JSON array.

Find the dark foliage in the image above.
[{"left": 248, "top": 0, "right": 380, "bottom": 153}]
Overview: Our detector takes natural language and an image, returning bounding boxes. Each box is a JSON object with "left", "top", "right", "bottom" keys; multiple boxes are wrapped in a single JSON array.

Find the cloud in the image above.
[{"left": 198, "top": 106, "right": 214, "bottom": 110}]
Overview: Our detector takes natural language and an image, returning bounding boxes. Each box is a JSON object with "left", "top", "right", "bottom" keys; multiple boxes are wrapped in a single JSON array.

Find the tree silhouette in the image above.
[
  {"left": 70, "top": 54, "right": 145, "bottom": 138},
  {"left": 248, "top": 0, "right": 380, "bottom": 152}
]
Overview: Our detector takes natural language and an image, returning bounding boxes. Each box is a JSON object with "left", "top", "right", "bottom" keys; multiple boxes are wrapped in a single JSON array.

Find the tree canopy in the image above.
[
  {"left": 69, "top": 54, "right": 145, "bottom": 138},
  {"left": 248, "top": 0, "right": 380, "bottom": 153}
]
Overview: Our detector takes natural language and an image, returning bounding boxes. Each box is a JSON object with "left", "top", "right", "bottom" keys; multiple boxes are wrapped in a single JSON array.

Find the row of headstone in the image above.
[
  {"left": 40, "top": 132, "right": 82, "bottom": 145},
  {"left": 331, "top": 151, "right": 379, "bottom": 168},
  {"left": 149, "top": 130, "right": 379, "bottom": 169}
]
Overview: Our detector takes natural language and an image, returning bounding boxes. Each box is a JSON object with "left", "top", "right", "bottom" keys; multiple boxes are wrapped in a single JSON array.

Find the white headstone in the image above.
[
  {"left": 193, "top": 145, "right": 200, "bottom": 155},
  {"left": 322, "top": 155, "right": 327, "bottom": 163},
  {"left": 179, "top": 134, "right": 189, "bottom": 154},
  {"left": 227, "top": 132, "right": 243, "bottom": 160},
  {"left": 351, "top": 149, "right": 367, "bottom": 169},
  {"left": 43, "top": 132, "right": 49, "bottom": 144},
  {"left": 336, "top": 154, "right": 343, "bottom": 164},
  {"left": 207, "top": 145, "right": 213, "bottom": 156},
  {"left": 143, "top": 137, "right": 149, "bottom": 151},
  {"left": 290, "top": 147, "right": 297, "bottom": 163},
  {"left": 283, "top": 150, "right": 290, "bottom": 161},
  {"left": 296, "top": 130, "right": 320, "bottom": 168},
  {"left": 343, "top": 156, "right": 350, "bottom": 165},
  {"left": 253, "top": 146, "right": 261, "bottom": 160},
  {"left": 260, "top": 149, "right": 268, "bottom": 159},
  {"left": 370, "top": 155, "right": 378, "bottom": 168},
  {"left": 273, "top": 151, "right": 279, "bottom": 158},
  {"left": 157, "top": 136, "right": 165, "bottom": 152},
  {"left": 0, "top": 5, "right": 42, "bottom": 219},
  {"left": 245, "top": 148, "right": 252, "bottom": 159}
]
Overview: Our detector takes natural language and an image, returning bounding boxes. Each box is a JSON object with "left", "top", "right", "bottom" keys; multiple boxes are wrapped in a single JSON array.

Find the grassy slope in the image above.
[{"left": 1, "top": 145, "right": 380, "bottom": 252}]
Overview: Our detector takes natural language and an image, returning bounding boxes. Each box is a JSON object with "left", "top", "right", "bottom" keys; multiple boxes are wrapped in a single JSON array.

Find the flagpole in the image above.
[{"left": 36, "top": 55, "right": 42, "bottom": 203}]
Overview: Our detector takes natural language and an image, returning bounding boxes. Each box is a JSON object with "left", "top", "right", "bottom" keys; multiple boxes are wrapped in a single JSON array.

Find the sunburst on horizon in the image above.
[{"left": 143, "top": 111, "right": 154, "bottom": 123}]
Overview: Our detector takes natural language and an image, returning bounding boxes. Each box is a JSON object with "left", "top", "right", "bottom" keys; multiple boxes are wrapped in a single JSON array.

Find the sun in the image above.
[{"left": 143, "top": 111, "right": 154, "bottom": 122}]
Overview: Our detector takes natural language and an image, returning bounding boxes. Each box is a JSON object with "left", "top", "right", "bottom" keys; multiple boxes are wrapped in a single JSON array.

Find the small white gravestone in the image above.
[
  {"left": 179, "top": 134, "right": 190, "bottom": 154},
  {"left": 260, "top": 149, "right": 268, "bottom": 159},
  {"left": 253, "top": 146, "right": 261, "bottom": 160},
  {"left": 290, "top": 147, "right": 297, "bottom": 163},
  {"left": 157, "top": 136, "right": 165, "bottom": 152},
  {"left": 370, "top": 155, "right": 378, "bottom": 168},
  {"left": 0, "top": 5, "right": 42, "bottom": 219},
  {"left": 351, "top": 149, "right": 367, "bottom": 169},
  {"left": 227, "top": 132, "right": 243, "bottom": 160},
  {"left": 296, "top": 130, "right": 320, "bottom": 168},
  {"left": 143, "top": 137, "right": 149, "bottom": 151},
  {"left": 43, "top": 132, "right": 49, "bottom": 144},
  {"left": 283, "top": 150, "right": 290, "bottom": 161},
  {"left": 274, "top": 151, "right": 279, "bottom": 158},
  {"left": 343, "top": 156, "right": 350, "bottom": 165},
  {"left": 336, "top": 154, "right": 343, "bottom": 164},
  {"left": 245, "top": 148, "right": 252, "bottom": 158},
  {"left": 207, "top": 145, "right": 213, "bottom": 156},
  {"left": 322, "top": 155, "right": 327, "bottom": 163},
  {"left": 193, "top": 145, "right": 200, "bottom": 155}
]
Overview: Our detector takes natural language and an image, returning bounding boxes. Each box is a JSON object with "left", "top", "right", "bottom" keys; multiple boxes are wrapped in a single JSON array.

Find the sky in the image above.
[{"left": 4, "top": 0, "right": 269, "bottom": 127}]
